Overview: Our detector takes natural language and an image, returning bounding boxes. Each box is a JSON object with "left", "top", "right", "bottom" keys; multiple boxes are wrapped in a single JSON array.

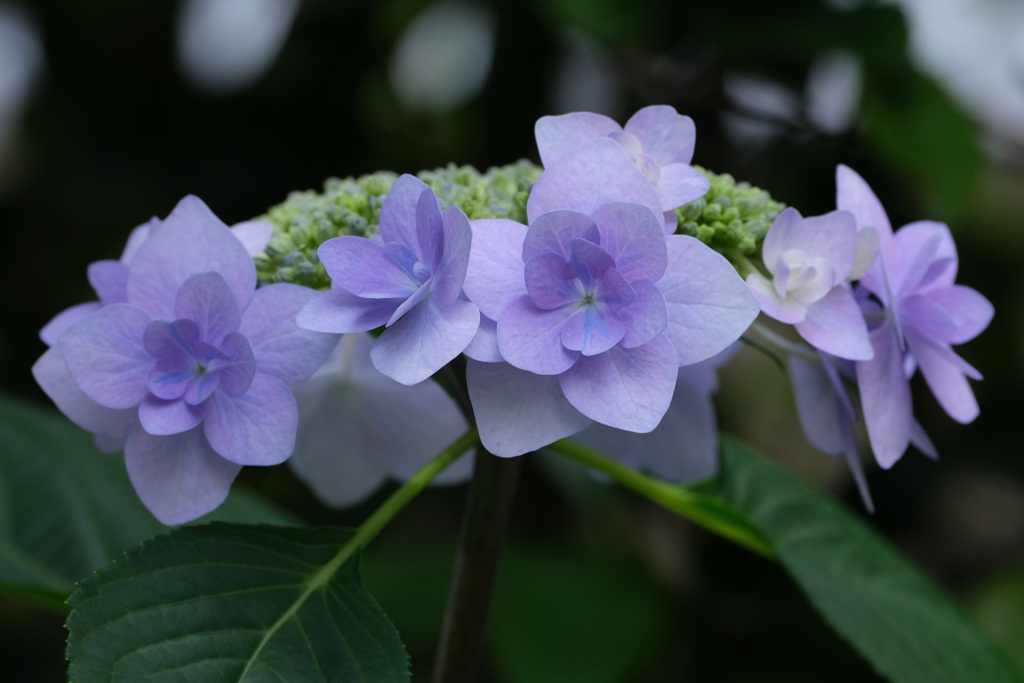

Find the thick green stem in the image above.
[{"left": 433, "top": 447, "right": 522, "bottom": 683}]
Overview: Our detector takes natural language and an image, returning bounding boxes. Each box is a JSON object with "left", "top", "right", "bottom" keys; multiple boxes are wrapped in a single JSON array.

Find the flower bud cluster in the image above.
[{"left": 676, "top": 167, "right": 785, "bottom": 255}]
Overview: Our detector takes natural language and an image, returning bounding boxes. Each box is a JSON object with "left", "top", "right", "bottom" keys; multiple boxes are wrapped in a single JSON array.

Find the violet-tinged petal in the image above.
[
  {"left": 127, "top": 195, "right": 255, "bottom": 319},
  {"left": 229, "top": 220, "right": 273, "bottom": 257},
  {"left": 379, "top": 174, "right": 434, "bottom": 260},
  {"left": 372, "top": 296, "right": 480, "bottom": 385},
  {"left": 143, "top": 318, "right": 200, "bottom": 359},
  {"left": 569, "top": 238, "right": 619, "bottom": 291},
  {"left": 40, "top": 302, "right": 102, "bottom": 346},
  {"left": 59, "top": 304, "right": 153, "bottom": 409},
  {"left": 560, "top": 306, "right": 627, "bottom": 356},
  {"left": 779, "top": 253, "right": 838, "bottom": 304},
  {"left": 120, "top": 219, "right": 158, "bottom": 263},
  {"left": 618, "top": 281, "right": 669, "bottom": 349},
  {"left": 527, "top": 138, "right": 662, "bottom": 224},
  {"left": 433, "top": 206, "right": 473, "bottom": 305},
  {"left": 838, "top": 419, "right": 875, "bottom": 514},
  {"left": 240, "top": 283, "right": 341, "bottom": 384},
  {"left": 387, "top": 279, "right": 432, "bottom": 327},
  {"left": 139, "top": 395, "right": 205, "bottom": 435},
  {"left": 497, "top": 295, "right": 580, "bottom": 375},
  {"left": 415, "top": 187, "right": 445, "bottom": 271},
  {"left": 836, "top": 164, "right": 893, "bottom": 241},
  {"left": 900, "top": 294, "right": 958, "bottom": 343},
  {"left": 788, "top": 353, "right": 846, "bottom": 455},
  {"left": 522, "top": 210, "right": 600, "bottom": 262},
  {"left": 467, "top": 360, "right": 593, "bottom": 457},
  {"left": 560, "top": 333, "right": 677, "bottom": 432},
  {"left": 124, "top": 424, "right": 241, "bottom": 525},
  {"left": 886, "top": 222, "right": 951, "bottom": 297},
  {"left": 849, "top": 226, "right": 880, "bottom": 281},
  {"left": 761, "top": 208, "right": 803, "bottom": 270},
  {"left": 204, "top": 373, "right": 298, "bottom": 465},
  {"left": 795, "top": 286, "right": 873, "bottom": 361},
  {"left": 747, "top": 273, "right": 807, "bottom": 324},
  {"left": 32, "top": 346, "right": 138, "bottom": 439},
  {"left": 857, "top": 322, "right": 912, "bottom": 469},
  {"left": 654, "top": 163, "right": 711, "bottom": 212},
  {"left": 663, "top": 210, "right": 678, "bottom": 236},
  {"left": 464, "top": 218, "right": 529, "bottom": 319},
  {"left": 911, "top": 420, "right": 939, "bottom": 460},
  {"left": 215, "top": 332, "right": 257, "bottom": 396},
  {"left": 657, "top": 235, "right": 760, "bottom": 365},
  {"left": 796, "top": 211, "right": 859, "bottom": 281},
  {"left": 589, "top": 202, "right": 668, "bottom": 282},
  {"left": 297, "top": 287, "right": 401, "bottom": 333},
  {"left": 623, "top": 105, "right": 697, "bottom": 166},
  {"left": 607, "top": 130, "right": 643, "bottom": 158},
  {"left": 905, "top": 328, "right": 980, "bottom": 424},
  {"left": 88, "top": 260, "right": 129, "bottom": 305},
  {"left": 534, "top": 111, "right": 621, "bottom": 168},
  {"left": 525, "top": 253, "right": 576, "bottom": 310},
  {"left": 464, "top": 315, "right": 503, "bottom": 362},
  {"left": 174, "top": 272, "right": 241, "bottom": 345},
  {"left": 925, "top": 285, "right": 993, "bottom": 344},
  {"left": 318, "top": 236, "right": 419, "bottom": 299}
]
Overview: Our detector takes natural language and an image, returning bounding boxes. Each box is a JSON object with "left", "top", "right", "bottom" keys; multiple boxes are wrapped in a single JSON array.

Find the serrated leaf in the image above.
[
  {"left": 67, "top": 523, "right": 409, "bottom": 682},
  {"left": 0, "top": 392, "right": 299, "bottom": 610},
  {"left": 715, "top": 437, "right": 1024, "bottom": 683}
]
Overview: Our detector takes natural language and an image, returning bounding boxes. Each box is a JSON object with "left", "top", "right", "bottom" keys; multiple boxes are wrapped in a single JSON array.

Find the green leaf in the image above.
[
  {"left": 66, "top": 523, "right": 409, "bottom": 682},
  {"left": 0, "top": 392, "right": 300, "bottom": 610},
  {"left": 968, "top": 564, "right": 1024, "bottom": 673},
  {"left": 715, "top": 437, "right": 1024, "bottom": 683}
]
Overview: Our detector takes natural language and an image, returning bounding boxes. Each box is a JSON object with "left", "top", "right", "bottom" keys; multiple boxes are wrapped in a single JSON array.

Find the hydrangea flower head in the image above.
[
  {"left": 298, "top": 174, "right": 480, "bottom": 385},
  {"left": 33, "top": 196, "right": 338, "bottom": 524},
  {"left": 746, "top": 207, "right": 874, "bottom": 361}
]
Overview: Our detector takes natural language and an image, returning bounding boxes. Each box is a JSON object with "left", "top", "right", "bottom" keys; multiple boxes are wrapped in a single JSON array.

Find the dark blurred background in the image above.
[{"left": 2, "top": 0, "right": 1024, "bottom": 680}]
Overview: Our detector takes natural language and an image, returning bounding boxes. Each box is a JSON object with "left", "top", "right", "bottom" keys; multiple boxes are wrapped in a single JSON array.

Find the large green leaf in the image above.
[
  {"left": 0, "top": 392, "right": 299, "bottom": 609},
  {"left": 715, "top": 437, "right": 1024, "bottom": 683},
  {"left": 66, "top": 523, "right": 409, "bottom": 682}
]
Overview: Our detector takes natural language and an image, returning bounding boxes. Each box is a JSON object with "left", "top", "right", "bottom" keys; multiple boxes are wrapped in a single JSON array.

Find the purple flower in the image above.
[
  {"left": 463, "top": 202, "right": 759, "bottom": 457},
  {"left": 837, "top": 165, "right": 993, "bottom": 467},
  {"left": 533, "top": 105, "right": 710, "bottom": 230},
  {"left": 289, "top": 333, "right": 472, "bottom": 508},
  {"left": 297, "top": 174, "right": 480, "bottom": 385},
  {"left": 32, "top": 196, "right": 338, "bottom": 524},
  {"left": 746, "top": 207, "right": 873, "bottom": 361}
]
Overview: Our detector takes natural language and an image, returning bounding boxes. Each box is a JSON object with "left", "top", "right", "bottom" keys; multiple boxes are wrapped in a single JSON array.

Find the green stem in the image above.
[{"left": 546, "top": 439, "right": 775, "bottom": 559}]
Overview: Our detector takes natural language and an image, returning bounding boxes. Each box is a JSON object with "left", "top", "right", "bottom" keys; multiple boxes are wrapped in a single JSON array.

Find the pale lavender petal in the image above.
[
  {"left": 120, "top": 219, "right": 158, "bottom": 263},
  {"left": 40, "top": 302, "right": 101, "bottom": 346},
  {"left": 857, "top": 322, "right": 912, "bottom": 469},
  {"left": 534, "top": 111, "right": 621, "bottom": 168},
  {"left": 925, "top": 285, "right": 993, "bottom": 344},
  {"left": 496, "top": 295, "right": 579, "bottom": 375},
  {"left": 525, "top": 253, "right": 576, "bottom": 310},
  {"left": 849, "top": 226, "right": 880, "bottom": 281},
  {"left": 663, "top": 209, "right": 678, "bottom": 235},
  {"left": 799, "top": 211, "right": 859, "bottom": 280},
  {"left": 297, "top": 287, "right": 400, "bottom": 333},
  {"left": 623, "top": 105, "right": 696, "bottom": 166},
  {"left": 527, "top": 138, "right": 662, "bottom": 223},
  {"left": 617, "top": 280, "right": 668, "bottom": 348},
  {"left": 522, "top": 210, "right": 600, "bottom": 262},
  {"left": 905, "top": 329, "right": 980, "bottom": 424},
  {"left": 657, "top": 236, "right": 759, "bottom": 365},
  {"left": 32, "top": 346, "right": 138, "bottom": 439},
  {"left": 569, "top": 238, "right": 619, "bottom": 292},
  {"left": 654, "top": 163, "right": 711, "bottom": 211},
  {"left": 229, "top": 220, "right": 273, "bottom": 257},
  {"left": 560, "top": 307, "right": 626, "bottom": 356},
  {"left": 416, "top": 187, "right": 445, "bottom": 270},
  {"left": 463, "top": 315, "right": 502, "bottom": 362},
  {"left": 467, "top": 360, "right": 593, "bottom": 457},
  {"left": 59, "top": 304, "right": 153, "bottom": 409},
  {"left": 379, "top": 174, "right": 433, "bottom": 258},
  {"left": 762, "top": 207, "right": 804, "bottom": 269},
  {"left": 838, "top": 419, "right": 875, "bottom": 514},
  {"left": 746, "top": 273, "right": 807, "bottom": 324},
  {"left": 788, "top": 353, "right": 845, "bottom": 454},
  {"left": 795, "top": 286, "right": 873, "bottom": 361},
  {"left": 911, "top": 420, "right": 938, "bottom": 460},
  {"left": 677, "top": 343, "right": 739, "bottom": 394},
  {"left": 887, "top": 221, "right": 956, "bottom": 297},
  {"left": 127, "top": 195, "right": 255, "bottom": 319},
  {"left": 434, "top": 206, "right": 473, "bottom": 305},
  {"left": 240, "top": 283, "right": 341, "bottom": 384},
  {"left": 139, "top": 395, "right": 205, "bottom": 435},
  {"left": 372, "top": 296, "right": 480, "bottom": 385},
  {"left": 560, "top": 333, "right": 677, "bottom": 432},
  {"left": 900, "top": 294, "right": 958, "bottom": 343},
  {"left": 464, "top": 218, "right": 528, "bottom": 319},
  {"left": 215, "top": 332, "right": 257, "bottom": 396},
  {"left": 88, "top": 260, "right": 129, "bottom": 304},
  {"left": 318, "top": 236, "right": 419, "bottom": 299},
  {"left": 174, "top": 272, "right": 241, "bottom": 344},
  {"left": 124, "top": 424, "right": 241, "bottom": 525},
  {"left": 607, "top": 130, "right": 643, "bottom": 158},
  {"left": 836, "top": 164, "right": 892, "bottom": 241},
  {"left": 204, "top": 374, "right": 298, "bottom": 465},
  {"left": 387, "top": 279, "right": 431, "bottom": 326},
  {"left": 589, "top": 202, "right": 667, "bottom": 282}
]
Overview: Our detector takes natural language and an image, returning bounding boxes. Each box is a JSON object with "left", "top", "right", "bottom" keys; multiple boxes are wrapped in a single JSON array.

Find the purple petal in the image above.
[
  {"left": 524, "top": 253, "right": 576, "bottom": 310},
  {"left": 589, "top": 202, "right": 668, "bottom": 282},
  {"left": 120, "top": 219, "right": 158, "bottom": 263},
  {"left": 229, "top": 220, "right": 273, "bottom": 257},
  {"left": 464, "top": 315, "right": 503, "bottom": 362},
  {"left": 433, "top": 206, "right": 473, "bottom": 305},
  {"left": 40, "top": 302, "right": 102, "bottom": 346},
  {"left": 560, "top": 306, "right": 627, "bottom": 356},
  {"left": 798, "top": 211, "right": 859, "bottom": 281},
  {"left": 857, "top": 322, "right": 912, "bottom": 469},
  {"left": 569, "top": 238, "right": 618, "bottom": 292},
  {"left": 496, "top": 295, "right": 580, "bottom": 375},
  {"left": 658, "top": 236, "right": 760, "bottom": 365},
  {"left": 127, "top": 195, "right": 256, "bottom": 319},
  {"left": 836, "top": 164, "right": 893, "bottom": 242},
  {"left": 560, "top": 333, "right": 677, "bottom": 432},
  {"left": 900, "top": 294, "right": 958, "bottom": 343},
  {"left": 467, "top": 360, "right": 593, "bottom": 457},
  {"left": 204, "top": 373, "right": 298, "bottom": 465},
  {"left": 240, "top": 283, "right": 341, "bottom": 384},
  {"left": 527, "top": 138, "right": 662, "bottom": 224},
  {"left": 534, "top": 111, "right": 621, "bottom": 168},
  {"left": 618, "top": 281, "right": 668, "bottom": 348},
  {"left": 655, "top": 163, "right": 711, "bottom": 212},
  {"left": 746, "top": 273, "right": 807, "bottom": 324},
  {"left": 924, "top": 285, "right": 993, "bottom": 344},
  {"left": 297, "top": 287, "right": 401, "bottom": 333},
  {"left": 416, "top": 187, "right": 445, "bottom": 271},
  {"left": 761, "top": 207, "right": 804, "bottom": 270},
  {"left": 788, "top": 353, "right": 847, "bottom": 455},
  {"left": 59, "top": 304, "right": 153, "bottom": 409},
  {"left": 318, "top": 236, "right": 419, "bottom": 299},
  {"left": 795, "top": 286, "right": 873, "bottom": 361},
  {"left": 888, "top": 220, "right": 958, "bottom": 296},
  {"left": 215, "top": 332, "right": 257, "bottom": 396},
  {"left": 372, "top": 296, "right": 480, "bottom": 385},
  {"left": 387, "top": 279, "right": 431, "bottom": 326},
  {"left": 32, "top": 346, "right": 138, "bottom": 439},
  {"left": 139, "top": 395, "right": 205, "bottom": 435},
  {"left": 88, "top": 260, "right": 129, "bottom": 305},
  {"left": 905, "top": 329, "right": 980, "bottom": 424},
  {"left": 174, "top": 272, "right": 241, "bottom": 344},
  {"left": 124, "top": 424, "right": 241, "bottom": 525},
  {"left": 464, "top": 218, "right": 528, "bottom": 320},
  {"left": 623, "top": 105, "right": 696, "bottom": 166},
  {"left": 522, "top": 210, "right": 600, "bottom": 262},
  {"left": 379, "top": 174, "right": 433, "bottom": 259}
]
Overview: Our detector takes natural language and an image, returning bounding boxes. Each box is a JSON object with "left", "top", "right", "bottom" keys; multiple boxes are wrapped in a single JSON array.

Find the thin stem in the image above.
[
  {"left": 747, "top": 320, "right": 820, "bottom": 363},
  {"left": 433, "top": 446, "right": 522, "bottom": 683}
]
